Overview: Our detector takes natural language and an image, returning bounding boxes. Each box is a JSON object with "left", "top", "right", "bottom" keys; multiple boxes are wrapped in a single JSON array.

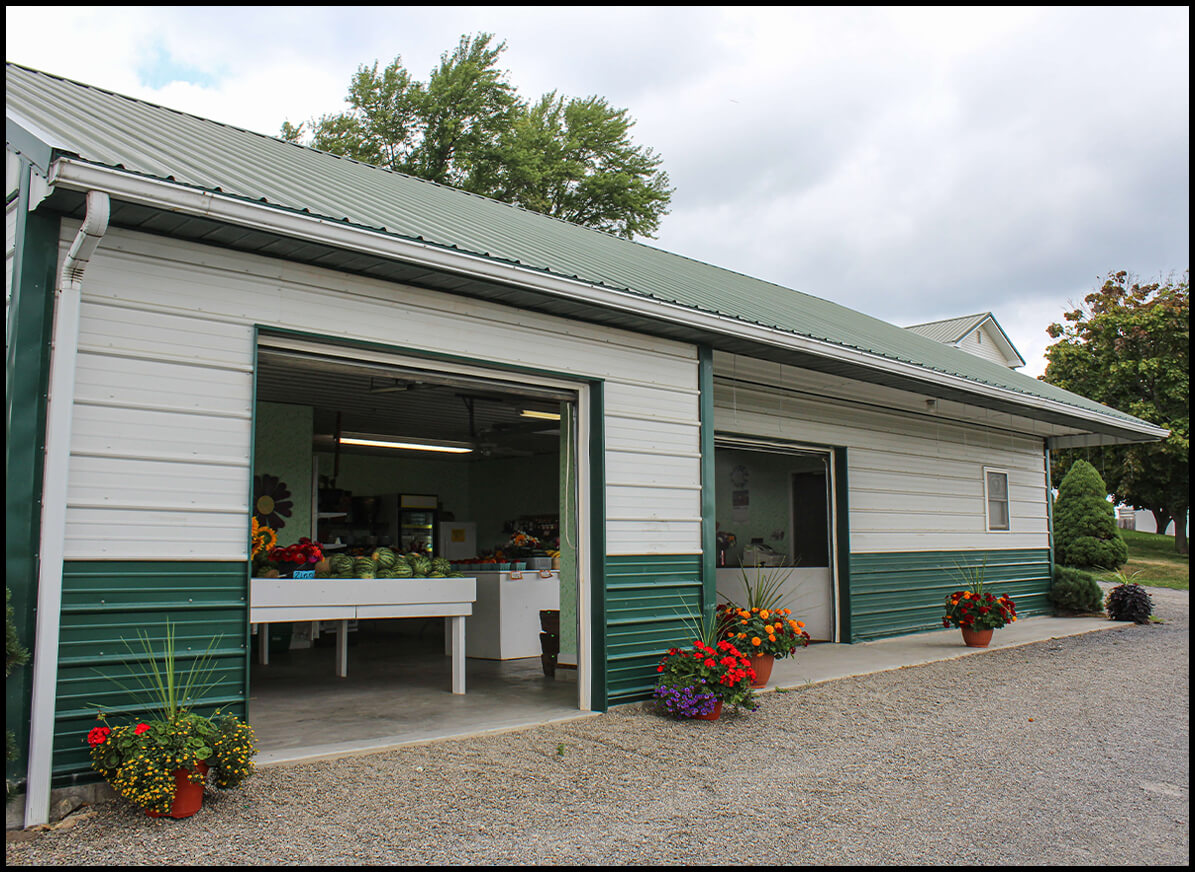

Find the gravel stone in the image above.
[{"left": 8, "top": 589, "right": 1188, "bottom": 866}]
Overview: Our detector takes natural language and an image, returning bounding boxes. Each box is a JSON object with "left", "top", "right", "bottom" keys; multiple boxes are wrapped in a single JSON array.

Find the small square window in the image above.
[{"left": 985, "top": 469, "right": 1010, "bottom": 531}]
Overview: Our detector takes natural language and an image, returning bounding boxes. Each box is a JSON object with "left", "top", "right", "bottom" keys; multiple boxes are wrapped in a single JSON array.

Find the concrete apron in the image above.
[{"left": 762, "top": 613, "right": 1120, "bottom": 692}]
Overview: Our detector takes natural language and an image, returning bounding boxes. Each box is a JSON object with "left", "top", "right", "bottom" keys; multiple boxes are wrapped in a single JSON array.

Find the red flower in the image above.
[
  {"left": 704, "top": 659, "right": 716, "bottom": 668},
  {"left": 87, "top": 726, "right": 111, "bottom": 746},
  {"left": 134, "top": 722, "right": 150, "bottom": 735}
]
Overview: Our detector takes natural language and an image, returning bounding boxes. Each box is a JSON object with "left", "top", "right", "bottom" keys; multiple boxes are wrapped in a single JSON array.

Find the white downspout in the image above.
[{"left": 24, "top": 190, "right": 110, "bottom": 828}]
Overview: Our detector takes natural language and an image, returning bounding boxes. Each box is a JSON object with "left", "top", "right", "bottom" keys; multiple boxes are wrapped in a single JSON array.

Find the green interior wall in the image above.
[
  {"left": 253, "top": 402, "right": 312, "bottom": 544},
  {"left": 714, "top": 448, "right": 827, "bottom": 565},
  {"left": 557, "top": 405, "right": 577, "bottom": 660},
  {"left": 466, "top": 455, "right": 559, "bottom": 552},
  {"left": 848, "top": 548, "right": 1052, "bottom": 642}
]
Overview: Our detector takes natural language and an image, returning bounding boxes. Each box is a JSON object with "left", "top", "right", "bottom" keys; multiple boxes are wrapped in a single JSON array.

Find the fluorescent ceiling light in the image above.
[
  {"left": 339, "top": 433, "right": 473, "bottom": 454},
  {"left": 520, "top": 409, "right": 561, "bottom": 421}
]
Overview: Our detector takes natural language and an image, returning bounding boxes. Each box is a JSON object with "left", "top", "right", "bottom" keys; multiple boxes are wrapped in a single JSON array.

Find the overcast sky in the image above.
[{"left": 6, "top": 6, "right": 1189, "bottom": 374}]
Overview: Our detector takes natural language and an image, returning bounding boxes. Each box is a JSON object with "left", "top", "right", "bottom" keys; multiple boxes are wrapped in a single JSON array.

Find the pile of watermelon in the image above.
[{"left": 326, "top": 548, "right": 459, "bottom": 579}]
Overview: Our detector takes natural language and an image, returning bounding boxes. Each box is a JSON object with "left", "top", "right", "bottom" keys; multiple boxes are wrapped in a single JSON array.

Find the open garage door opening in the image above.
[
  {"left": 249, "top": 335, "right": 589, "bottom": 760},
  {"left": 713, "top": 436, "right": 840, "bottom": 642}
]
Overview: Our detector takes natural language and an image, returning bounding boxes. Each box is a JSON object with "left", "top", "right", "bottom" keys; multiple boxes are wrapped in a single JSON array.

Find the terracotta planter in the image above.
[
  {"left": 693, "top": 700, "right": 723, "bottom": 721},
  {"left": 961, "top": 627, "right": 994, "bottom": 648},
  {"left": 146, "top": 760, "right": 208, "bottom": 819},
  {"left": 749, "top": 653, "right": 775, "bottom": 688}
]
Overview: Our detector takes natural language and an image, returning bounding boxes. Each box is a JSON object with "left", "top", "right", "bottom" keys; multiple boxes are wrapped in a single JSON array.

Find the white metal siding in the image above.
[
  {"left": 62, "top": 223, "right": 700, "bottom": 559},
  {"left": 961, "top": 324, "right": 1013, "bottom": 367},
  {"left": 713, "top": 352, "right": 1050, "bottom": 553}
]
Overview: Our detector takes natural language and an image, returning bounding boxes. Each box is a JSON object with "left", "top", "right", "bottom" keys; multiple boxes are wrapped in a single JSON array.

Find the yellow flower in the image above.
[{"left": 760, "top": 609, "right": 770, "bottom": 619}]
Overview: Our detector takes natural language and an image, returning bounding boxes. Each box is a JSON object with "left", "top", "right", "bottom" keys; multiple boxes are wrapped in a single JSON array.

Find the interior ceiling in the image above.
[{"left": 255, "top": 351, "right": 563, "bottom": 459}]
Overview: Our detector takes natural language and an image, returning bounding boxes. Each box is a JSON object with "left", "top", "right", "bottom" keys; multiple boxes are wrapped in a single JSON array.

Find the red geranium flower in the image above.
[
  {"left": 134, "top": 723, "right": 151, "bottom": 735},
  {"left": 87, "top": 726, "right": 111, "bottom": 746}
]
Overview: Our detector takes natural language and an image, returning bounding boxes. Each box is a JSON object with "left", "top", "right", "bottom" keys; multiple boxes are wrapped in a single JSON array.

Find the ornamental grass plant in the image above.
[{"left": 86, "top": 623, "right": 257, "bottom": 815}]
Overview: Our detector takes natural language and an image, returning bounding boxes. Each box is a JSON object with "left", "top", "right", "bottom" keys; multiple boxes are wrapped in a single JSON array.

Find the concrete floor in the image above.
[
  {"left": 250, "top": 611, "right": 1121, "bottom": 766},
  {"left": 249, "top": 620, "right": 586, "bottom": 765}
]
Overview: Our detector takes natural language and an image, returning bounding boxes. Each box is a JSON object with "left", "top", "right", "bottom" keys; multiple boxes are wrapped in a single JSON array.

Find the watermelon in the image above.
[
  {"left": 372, "top": 547, "right": 397, "bottom": 569},
  {"left": 329, "top": 553, "right": 354, "bottom": 577}
]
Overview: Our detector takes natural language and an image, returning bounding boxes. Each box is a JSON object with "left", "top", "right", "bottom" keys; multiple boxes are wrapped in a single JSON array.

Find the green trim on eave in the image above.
[
  {"left": 604, "top": 554, "right": 703, "bottom": 705},
  {"left": 698, "top": 347, "right": 716, "bottom": 619},
  {"left": 52, "top": 561, "right": 249, "bottom": 785},
  {"left": 833, "top": 447, "right": 852, "bottom": 642},
  {"left": 6, "top": 117, "right": 56, "bottom": 173},
  {"left": 5, "top": 170, "right": 61, "bottom": 789},
  {"left": 847, "top": 548, "right": 1052, "bottom": 642}
]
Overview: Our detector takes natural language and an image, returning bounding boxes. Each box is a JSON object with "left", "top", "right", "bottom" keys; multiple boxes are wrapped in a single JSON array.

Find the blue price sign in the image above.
[{"left": 292, "top": 570, "right": 316, "bottom": 579}]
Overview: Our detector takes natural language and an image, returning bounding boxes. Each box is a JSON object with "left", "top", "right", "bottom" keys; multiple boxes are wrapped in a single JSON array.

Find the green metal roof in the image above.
[
  {"left": 905, "top": 313, "right": 993, "bottom": 345},
  {"left": 4, "top": 63, "right": 1159, "bottom": 436}
]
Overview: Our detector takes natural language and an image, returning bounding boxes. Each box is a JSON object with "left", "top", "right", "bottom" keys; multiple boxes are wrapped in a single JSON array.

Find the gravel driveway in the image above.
[{"left": 8, "top": 589, "right": 1188, "bottom": 866}]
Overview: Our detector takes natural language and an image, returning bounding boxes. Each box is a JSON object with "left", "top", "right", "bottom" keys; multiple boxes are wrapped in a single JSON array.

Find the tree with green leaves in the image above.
[
  {"left": 283, "top": 33, "right": 672, "bottom": 240},
  {"left": 1042, "top": 270, "right": 1189, "bottom": 554}
]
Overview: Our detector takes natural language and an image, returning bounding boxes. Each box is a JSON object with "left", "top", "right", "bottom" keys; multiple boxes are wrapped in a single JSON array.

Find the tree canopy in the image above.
[
  {"left": 1042, "top": 270, "right": 1189, "bottom": 554},
  {"left": 282, "top": 33, "right": 672, "bottom": 240}
]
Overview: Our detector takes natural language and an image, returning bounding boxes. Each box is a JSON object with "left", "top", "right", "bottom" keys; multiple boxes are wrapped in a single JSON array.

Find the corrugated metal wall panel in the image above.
[
  {"left": 65, "top": 224, "right": 702, "bottom": 559},
  {"left": 52, "top": 561, "right": 248, "bottom": 782},
  {"left": 848, "top": 549, "right": 1051, "bottom": 642},
  {"left": 604, "top": 555, "right": 704, "bottom": 704}
]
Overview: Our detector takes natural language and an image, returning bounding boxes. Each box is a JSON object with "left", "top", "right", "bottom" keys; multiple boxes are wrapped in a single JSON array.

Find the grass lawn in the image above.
[{"left": 1092, "top": 529, "right": 1189, "bottom": 590}]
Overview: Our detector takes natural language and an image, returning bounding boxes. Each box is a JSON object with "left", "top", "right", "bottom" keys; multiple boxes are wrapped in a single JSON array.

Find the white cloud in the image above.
[{"left": 5, "top": 5, "right": 1188, "bottom": 374}]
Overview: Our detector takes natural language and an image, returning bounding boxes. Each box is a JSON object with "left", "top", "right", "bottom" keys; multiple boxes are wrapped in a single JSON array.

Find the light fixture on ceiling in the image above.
[
  {"left": 338, "top": 433, "right": 474, "bottom": 454},
  {"left": 519, "top": 409, "right": 561, "bottom": 421}
]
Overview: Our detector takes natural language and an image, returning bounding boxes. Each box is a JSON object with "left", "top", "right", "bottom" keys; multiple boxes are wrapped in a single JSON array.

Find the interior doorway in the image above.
[
  {"left": 713, "top": 438, "right": 839, "bottom": 642},
  {"left": 247, "top": 335, "right": 590, "bottom": 759}
]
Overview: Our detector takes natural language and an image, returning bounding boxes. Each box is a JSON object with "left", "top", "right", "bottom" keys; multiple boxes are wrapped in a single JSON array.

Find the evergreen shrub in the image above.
[
  {"left": 1053, "top": 460, "right": 1128, "bottom": 569},
  {"left": 1049, "top": 566, "right": 1104, "bottom": 613}
]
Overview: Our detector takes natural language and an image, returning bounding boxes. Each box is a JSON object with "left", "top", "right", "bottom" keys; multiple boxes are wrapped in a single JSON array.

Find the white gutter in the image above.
[
  {"left": 46, "top": 159, "right": 1167, "bottom": 443},
  {"left": 25, "top": 189, "right": 110, "bottom": 828}
]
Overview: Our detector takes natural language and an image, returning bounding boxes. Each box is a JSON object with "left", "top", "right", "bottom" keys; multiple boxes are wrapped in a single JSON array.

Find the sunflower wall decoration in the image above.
[{"left": 253, "top": 473, "right": 293, "bottom": 530}]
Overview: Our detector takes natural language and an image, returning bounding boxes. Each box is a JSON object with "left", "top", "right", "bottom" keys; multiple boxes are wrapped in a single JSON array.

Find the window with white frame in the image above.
[{"left": 984, "top": 468, "right": 1010, "bottom": 531}]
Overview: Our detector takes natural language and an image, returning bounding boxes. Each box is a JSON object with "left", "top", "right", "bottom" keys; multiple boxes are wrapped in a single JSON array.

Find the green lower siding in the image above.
[
  {"left": 848, "top": 549, "right": 1052, "bottom": 642},
  {"left": 53, "top": 562, "right": 249, "bottom": 784},
  {"left": 604, "top": 555, "right": 706, "bottom": 705}
]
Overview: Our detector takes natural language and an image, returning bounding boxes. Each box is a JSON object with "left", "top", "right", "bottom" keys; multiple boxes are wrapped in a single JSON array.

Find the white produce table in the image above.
[
  {"left": 250, "top": 577, "right": 477, "bottom": 693},
  {"left": 463, "top": 570, "right": 560, "bottom": 660}
]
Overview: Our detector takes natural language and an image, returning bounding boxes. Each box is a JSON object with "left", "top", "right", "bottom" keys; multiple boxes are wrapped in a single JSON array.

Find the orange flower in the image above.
[
  {"left": 768, "top": 635, "right": 776, "bottom": 642},
  {"left": 783, "top": 608, "right": 791, "bottom": 615},
  {"left": 751, "top": 637, "right": 762, "bottom": 646},
  {"left": 796, "top": 621, "right": 805, "bottom": 629},
  {"left": 760, "top": 609, "right": 770, "bottom": 619},
  {"left": 788, "top": 620, "right": 799, "bottom": 630}
]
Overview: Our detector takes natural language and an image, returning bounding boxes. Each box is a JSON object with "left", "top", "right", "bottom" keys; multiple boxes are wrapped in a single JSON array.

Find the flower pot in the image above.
[
  {"left": 749, "top": 653, "right": 775, "bottom": 688},
  {"left": 146, "top": 761, "right": 208, "bottom": 819},
  {"left": 693, "top": 699, "right": 723, "bottom": 721},
  {"left": 961, "top": 627, "right": 994, "bottom": 648}
]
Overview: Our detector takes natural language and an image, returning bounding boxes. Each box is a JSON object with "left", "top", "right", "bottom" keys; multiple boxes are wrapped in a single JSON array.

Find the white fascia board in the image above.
[{"left": 47, "top": 158, "right": 1168, "bottom": 443}]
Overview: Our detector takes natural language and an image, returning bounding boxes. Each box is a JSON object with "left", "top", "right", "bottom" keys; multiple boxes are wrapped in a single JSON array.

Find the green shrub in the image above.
[
  {"left": 1049, "top": 566, "right": 1104, "bottom": 613},
  {"left": 1053, "top": 460, "right": 1128, "bottom": 569}
]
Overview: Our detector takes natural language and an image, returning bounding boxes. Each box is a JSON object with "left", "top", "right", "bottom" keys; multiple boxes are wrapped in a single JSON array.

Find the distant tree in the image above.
[
  {"left": 282, "top": 33, "right": 672, "bottom": 240},
  {"left": 1043, "top": 270, "right": 1189, "bottom": 554},
  {"left": 1053, "top": 460, "right": 1129, "bottom": 569}
]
